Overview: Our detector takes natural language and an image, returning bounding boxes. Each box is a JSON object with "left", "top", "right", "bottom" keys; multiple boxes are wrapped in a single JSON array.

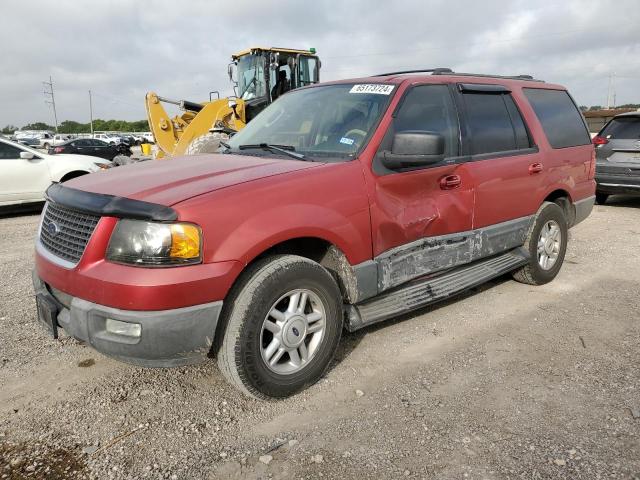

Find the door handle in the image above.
[
  {"left": 529, "top": 162, "right": 543, "bottom": 174},
  {"left": 440, "top": 174, "right": 461, "bottom": 190}
]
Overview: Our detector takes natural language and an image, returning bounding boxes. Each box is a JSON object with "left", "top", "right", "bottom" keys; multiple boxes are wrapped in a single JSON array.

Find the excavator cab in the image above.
[
  {"left": 231, "top": 48, "right": 320, "bottom": 123},
  {"left": 145, "top": 47, "right": 320, "bottom": 158}
]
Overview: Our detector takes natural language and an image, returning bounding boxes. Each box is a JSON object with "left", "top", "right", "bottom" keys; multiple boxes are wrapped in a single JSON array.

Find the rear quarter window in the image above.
[{"left": 523, "top": 88, "right": 590, "bottom": 149}]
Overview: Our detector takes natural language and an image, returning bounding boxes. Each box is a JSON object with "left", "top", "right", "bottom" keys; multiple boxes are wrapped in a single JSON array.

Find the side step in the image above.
[{"left": 345, "top": 248, "right": 529, "bottom": 331}]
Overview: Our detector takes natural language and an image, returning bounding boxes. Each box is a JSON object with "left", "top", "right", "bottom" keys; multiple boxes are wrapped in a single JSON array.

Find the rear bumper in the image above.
[
  {"left": 572, "top": 195, "right": 595, "bottom": 227},
  {"left": 33, "top": 271, "right": 222, "bottom": 367},
  {"left": 596, "top": 176, "right": 640, "bottom": 195},
  {"left": 596, "top": 165, "right": 640, "bottom": 195}
]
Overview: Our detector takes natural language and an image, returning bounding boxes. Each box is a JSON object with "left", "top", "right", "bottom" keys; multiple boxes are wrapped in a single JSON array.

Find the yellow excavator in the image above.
[{"left": 145, "top": 47, "right": 321, "bottom": 158}]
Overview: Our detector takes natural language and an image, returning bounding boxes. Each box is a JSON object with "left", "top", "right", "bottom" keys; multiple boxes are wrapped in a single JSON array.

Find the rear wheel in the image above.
[
  {"left": 595, "top": 193, "right": 609, "bottom": 205},
  {"left": 185, "top": 132, "right": 229, "bottom": 155},
  {"left": 512, "top": 202, "right": 568, "bottom": 286},
  {"left": 217, "top": 255, "right": 343, "bottom": 399}
]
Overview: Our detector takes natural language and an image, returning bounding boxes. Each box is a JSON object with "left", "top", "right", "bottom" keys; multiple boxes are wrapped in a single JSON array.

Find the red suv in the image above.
[{"left": 33, "top": 69, "right": 595, "bottom": 398}]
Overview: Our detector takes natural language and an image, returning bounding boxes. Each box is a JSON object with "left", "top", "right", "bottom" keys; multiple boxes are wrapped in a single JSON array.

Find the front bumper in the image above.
[{"left": 33, "top": 271, "right": 222, "bottom": 367}]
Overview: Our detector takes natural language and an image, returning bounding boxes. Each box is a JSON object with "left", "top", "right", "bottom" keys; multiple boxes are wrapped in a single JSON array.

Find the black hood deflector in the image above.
[{"left": 45, "top": 183, "right": 178, "bottom": 222}]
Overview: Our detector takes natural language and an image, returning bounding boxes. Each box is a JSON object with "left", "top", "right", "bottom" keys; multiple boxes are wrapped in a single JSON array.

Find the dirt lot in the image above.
[{"left": 1, "top": 198, "right": 639, "bottom": 480}]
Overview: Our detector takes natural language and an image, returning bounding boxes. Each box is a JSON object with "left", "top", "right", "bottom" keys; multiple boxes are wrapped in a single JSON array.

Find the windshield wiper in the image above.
[
  {"left": 238, "top": 143, "right": 306, "bottom": 160},
  {"left": 219, "top": 140, "right": 231, "bottom": 150}
]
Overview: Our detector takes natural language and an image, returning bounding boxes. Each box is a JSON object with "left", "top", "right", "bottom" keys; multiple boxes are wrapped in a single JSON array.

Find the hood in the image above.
[{"left": 64, "top": 153, "right": 321, "bottom": 206}]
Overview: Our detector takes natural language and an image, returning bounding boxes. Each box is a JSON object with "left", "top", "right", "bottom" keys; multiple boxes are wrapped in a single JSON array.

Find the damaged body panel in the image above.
[{"left": 354, "top": 215, "right": 534, "bottom": 298}]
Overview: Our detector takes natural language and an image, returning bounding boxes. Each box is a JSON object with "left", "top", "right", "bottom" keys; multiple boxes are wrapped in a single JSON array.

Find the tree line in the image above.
[
  {"left": 579, "top": 104, "right": 640, "bottom": 112},
  {"left": 1, "top": 119, "right": 150, "bottom": 135}
]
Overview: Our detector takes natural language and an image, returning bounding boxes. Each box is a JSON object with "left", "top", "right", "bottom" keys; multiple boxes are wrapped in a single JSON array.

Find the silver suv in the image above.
[{"left": 593, "top": 111, "right": 640, "bottom": 204}]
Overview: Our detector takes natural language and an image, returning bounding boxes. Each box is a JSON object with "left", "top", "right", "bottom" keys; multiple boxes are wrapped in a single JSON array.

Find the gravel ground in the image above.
[{"left": 1, "top": 197, "right": 639, "bottom": 480}]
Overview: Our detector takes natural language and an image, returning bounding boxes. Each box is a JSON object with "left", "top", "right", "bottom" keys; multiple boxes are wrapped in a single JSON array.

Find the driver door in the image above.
[
  {"left": 0, "top": 142, "right": 52, "bottom": 205},
  {"left": 367, "top": 84, "right": 475, "bottom": 291}
]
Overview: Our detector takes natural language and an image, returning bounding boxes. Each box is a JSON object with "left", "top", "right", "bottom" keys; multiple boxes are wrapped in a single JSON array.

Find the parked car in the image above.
[
  {"left": 33, "top": 71, "right": 595, "bottom": 399},
  {"left": 592, "top": 111, "right": 640, "bottom": 204},
  {"left": 17, "top": 137, "right": 41, "bottom": 148},
  {"left": 93, "top": 133, "right": 122, "bottom": 145},
  {"left": 52, "top": 134, "right": 73, "bottom": 146},
  {"left": 140, "top": 132, "right": 155, "bottom": 144},
  {"left": 38, "top": 132, "right": 55, "bottom": 150},
  {"left": 50, "top": 138, "right": 131, "bottom": 160},
  {"left": 0, "top": 137, "right": 110, "bottom": 208}
]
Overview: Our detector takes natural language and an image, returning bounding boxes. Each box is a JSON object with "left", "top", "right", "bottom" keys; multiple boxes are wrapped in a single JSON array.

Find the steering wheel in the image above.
[{"left": 342, "top": 129, "right": 367, "bottom": 147}]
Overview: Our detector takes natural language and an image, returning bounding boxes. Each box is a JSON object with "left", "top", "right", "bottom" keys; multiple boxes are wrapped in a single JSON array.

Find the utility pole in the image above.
[
  {"left": 89, "top": 90, "right": 94, "bottom": 136},
  {"left": 43, "top": 75, "right": 59, "bottom": 133},
  {"left": 606, "top": 72, "right": 616, "bottom": 110}
]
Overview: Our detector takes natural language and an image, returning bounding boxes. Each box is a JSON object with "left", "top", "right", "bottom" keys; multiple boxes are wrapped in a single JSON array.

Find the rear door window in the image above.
[
  {"left": 461, "top": 91, "right": 531, "bottom": 155},
  {"left": 523, "top": 88, "right": 590, "bottom": 148},
  {"left": 600, "top": 117, "right": 640, "bottom": 140}
]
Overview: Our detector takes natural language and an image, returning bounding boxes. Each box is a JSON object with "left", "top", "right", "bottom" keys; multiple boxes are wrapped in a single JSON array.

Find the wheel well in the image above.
[
  {"left": 59, "top": 171, "right": 88, "bottom": 183},
  {"left": 250, "top": 237, "right": 359, "bottom": 303},
  {"left": 210, "top": 237, "right": 358, "bottom": 357},
  {"left": 544, "top": 189, "right": 574, "bottom": 225}
]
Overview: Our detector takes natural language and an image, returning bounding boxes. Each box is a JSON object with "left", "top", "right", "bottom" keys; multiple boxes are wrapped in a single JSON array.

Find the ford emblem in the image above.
[{"left": 46, "top": 221, "right": 61, "bottom": 237}]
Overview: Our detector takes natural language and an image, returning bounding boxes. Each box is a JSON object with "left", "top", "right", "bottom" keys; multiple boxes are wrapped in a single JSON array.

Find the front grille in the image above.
[{"left": 40, "top": 202, "right": 100, "bottom": 264}]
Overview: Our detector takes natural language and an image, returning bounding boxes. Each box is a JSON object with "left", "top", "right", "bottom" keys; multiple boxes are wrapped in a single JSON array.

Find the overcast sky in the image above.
[{"left": 2, "top": 0, "right": 639, "bottom": 128}]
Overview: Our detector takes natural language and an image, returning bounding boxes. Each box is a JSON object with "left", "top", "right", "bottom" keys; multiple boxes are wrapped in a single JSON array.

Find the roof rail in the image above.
[
  {"left": 375, "top": 68, "right": 453, "bottom": 76},
  {"left": 432, "top": 71, "right": 543, "bottom": 82},
  {"left": 374, "top": 68, "right": 543, "bottom": 82}
]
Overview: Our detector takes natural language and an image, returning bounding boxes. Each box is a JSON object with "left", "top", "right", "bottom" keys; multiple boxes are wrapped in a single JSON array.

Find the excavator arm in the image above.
[{"left": 145, "top": 92, "right": 246, "bottom": 158}]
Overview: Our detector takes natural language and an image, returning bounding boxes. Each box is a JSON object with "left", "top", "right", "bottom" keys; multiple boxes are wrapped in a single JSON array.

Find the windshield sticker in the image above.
[
  {"left": 350, "top": 84, "right": 395, "bottom": 95},
  {"left": 340, "top": 137, "right": 355, "bottom": 145}
]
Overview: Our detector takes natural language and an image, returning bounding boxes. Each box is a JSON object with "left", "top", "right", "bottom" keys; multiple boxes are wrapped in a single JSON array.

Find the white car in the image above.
[
  {"left": 0, "top": 137, "right": 111, "bottom": 208},
  {"left": 94, "top": 133, "right": 122, "bottom": 145}
]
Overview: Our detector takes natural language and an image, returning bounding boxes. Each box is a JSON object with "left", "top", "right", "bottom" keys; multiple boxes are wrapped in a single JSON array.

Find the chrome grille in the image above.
[{"left": 40, "top": 202, "right": 100, "bottom": 264}]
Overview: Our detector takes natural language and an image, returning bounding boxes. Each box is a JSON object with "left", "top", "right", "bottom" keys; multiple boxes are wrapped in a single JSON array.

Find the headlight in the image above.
[{"left": 106, "top": 219, "right": 202, "bottom": 266}]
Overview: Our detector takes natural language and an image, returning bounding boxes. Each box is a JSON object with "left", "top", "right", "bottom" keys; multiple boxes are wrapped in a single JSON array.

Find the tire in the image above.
[
  {"left": 512, "top": 202, "right": 568, "bottom": 286},
  {"left": 185, "top": 132, "right": 229, "bottom": 155},
  {"left": 595, "top": 193, "right": 609, "bottom": 205},
  {"left": 217, "top": 255, "right": 343, "bottom": 399}
]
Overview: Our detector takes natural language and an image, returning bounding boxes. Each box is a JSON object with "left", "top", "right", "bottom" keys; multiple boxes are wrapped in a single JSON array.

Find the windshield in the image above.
[
  {"left": 226, "top": 83, "right": 395, "bottom": 159},
  {"left": 237, "top": 54, "right": 267, "bottom": 100}
]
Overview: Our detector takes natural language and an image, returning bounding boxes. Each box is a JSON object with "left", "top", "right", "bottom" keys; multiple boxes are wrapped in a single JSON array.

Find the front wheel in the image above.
[
  {"left": 217, "top": 255, "right": 343, "bottom": 399},
  {"left": 512, "top": 202, "right": 568, "bottom": 285},
  {"left": 595, "top": 193, "right": 609, "bottom": 205}
]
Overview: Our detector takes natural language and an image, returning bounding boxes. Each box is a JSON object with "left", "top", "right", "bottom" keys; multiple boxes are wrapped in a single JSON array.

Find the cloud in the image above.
[{"left": 1, "top": 0, "right": 639, "bottom": 128}]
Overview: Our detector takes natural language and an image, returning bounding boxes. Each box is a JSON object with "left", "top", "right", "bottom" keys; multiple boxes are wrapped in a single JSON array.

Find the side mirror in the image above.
[
  {"left": 382, "top": 131, "right": 445, "bottom": 170},
  {"left": 20, "top": 151, "right": 35, "bottom": 160}
]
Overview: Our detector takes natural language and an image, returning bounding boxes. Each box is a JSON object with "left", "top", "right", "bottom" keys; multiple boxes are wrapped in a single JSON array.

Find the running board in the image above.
[{"left": 345, "top": 248, "right": 529, "bottom": 331}]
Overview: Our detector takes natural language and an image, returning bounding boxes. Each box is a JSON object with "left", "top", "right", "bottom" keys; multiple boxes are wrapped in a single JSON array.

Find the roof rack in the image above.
[
  {"left": 374, "top": 68, "right": 544, "bottom": 82},
  {"left": 375, "top": 68, "right": 453, "bottom": 76}
]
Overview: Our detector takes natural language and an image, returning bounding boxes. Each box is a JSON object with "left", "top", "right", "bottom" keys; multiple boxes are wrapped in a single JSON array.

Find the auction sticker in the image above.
[{"left": 349, "top": 84, "right": 395, "bottom": 95}]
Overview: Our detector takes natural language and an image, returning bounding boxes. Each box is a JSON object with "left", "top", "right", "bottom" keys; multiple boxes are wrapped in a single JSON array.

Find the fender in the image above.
[
  {"left": 174, "top": 161, "right": 373, "bottom": 267},
  {"left": 214, "top": 203, "right": 370, "bottom": 266}
]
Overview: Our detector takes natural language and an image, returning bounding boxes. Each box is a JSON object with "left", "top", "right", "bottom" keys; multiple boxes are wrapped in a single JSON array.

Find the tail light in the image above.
[
  {"left": 588, "top": 148, "right": 596, "bottom": 180},
  {"left": 592, "top": 136, "right": 608, "bottom": 145},
  {"left": 54, "top": 147, "right": 64, "bottom": 153}
]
